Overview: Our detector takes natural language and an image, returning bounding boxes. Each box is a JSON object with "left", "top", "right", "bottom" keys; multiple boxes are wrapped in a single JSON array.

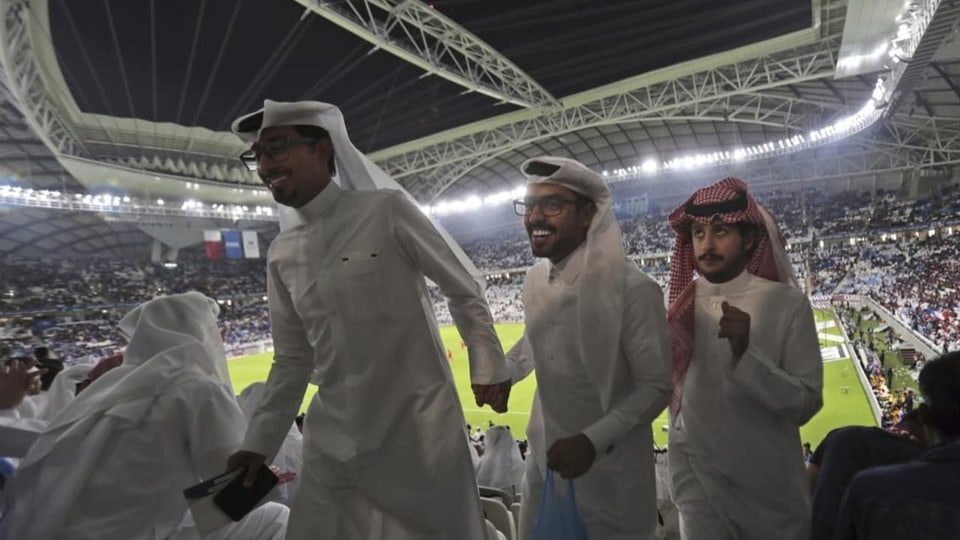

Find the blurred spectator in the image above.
[
  {"left": 833, "top": 351, "right": 960, "bottom": 540},
  {"left": 476, "top": 425, "right": 525, "bottom": 496},
  {"left": 0, "top": 360, "right": 40, "bottom": 410},
  {"left": 807, "top": 411, "right": 926, "bottom": 539}
]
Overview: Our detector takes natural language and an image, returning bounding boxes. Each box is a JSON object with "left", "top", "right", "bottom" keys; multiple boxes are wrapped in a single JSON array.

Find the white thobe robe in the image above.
[
  {"left": 476, "top": 426, "right": 525, "bottom": 495},
  {"left": 14, "top": 394, "right": 42, "bottom": 419},
  {"left": 508, "top": 248, "right": 673, "bottom": 540},
  {"left": 241, "top": 183, "right": 508, "bottom": 540},
  {"left": 238, "top": 383, "right": 303, "bottom": 505},
  {"left": 668, "top": 270, "right": 823, "bottom": 540},
  {"left": 0, "top": 380, "right": 276, "bottom": 540},
  {"left": 33, "top": 365, "right": 90, "bottom": 422},
  {"left": 0, "top": 414, "right": 46, "bottom": 459}
]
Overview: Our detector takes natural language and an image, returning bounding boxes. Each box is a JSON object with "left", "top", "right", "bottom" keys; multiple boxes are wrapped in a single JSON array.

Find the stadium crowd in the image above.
[
  {"left": 1, "top": 296, "right": 272, "bottom": 368},
  {"left": 835, "top": 233, "right": 960, "bottom": 352},
  {"left": 0, "top": 258, "right": 266, "bottom": 315},
  {"left": 4, "top": 185, "right": 960, "bottom": 366},
  {"left": 1, "top": 182, "right": 960, "bottom": 538},
  {"left": 461, "top": 184, "right": 960, "bottom": 268}
]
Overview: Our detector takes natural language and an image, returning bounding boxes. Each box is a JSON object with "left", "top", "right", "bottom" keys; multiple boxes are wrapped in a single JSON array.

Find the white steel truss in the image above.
[
  {"left": 607, "top": 134, "right": 960, "bottom": 204},
  {"left": 873, "top": 115, "right": 960, "bottom": 162},
  {"left": 885, "top": 0, "right": 957, "bottom": 114},
  {"left": 727, "top": 138, "right": 959, "bottom": 187},
  {"left": 370, "top": 0, "right": 957, "bottom": 203},
  {"left": 0, "top": 0, "right": 955, "bottom": 206},
  {"left": 0, "top": 0, "right": 84, "bottom": 157},
  {"left": 295, "top": 0, "right": 556, "bottom": 108},
  {"left": 607, "top": 112, "right": 960, "bottom": 181},
  {"left": 373, "top": 36, "right": 844, "bottom": 201},
  {"left": 97, "top": 153, "right": 257, "bottom": 185}
]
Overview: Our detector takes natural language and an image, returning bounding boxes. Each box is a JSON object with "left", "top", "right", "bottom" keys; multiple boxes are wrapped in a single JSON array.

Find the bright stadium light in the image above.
[{"left": 427, "top": 186, "right": 524, "bottom": 216}]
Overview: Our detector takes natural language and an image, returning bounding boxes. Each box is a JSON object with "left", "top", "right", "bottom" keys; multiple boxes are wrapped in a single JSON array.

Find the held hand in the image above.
[
  {"left": 718, "top": 301, "right": 751, "bottom": 361},
  {"left": 268, "top": 465, "right": 298, "bottom": 486},
  {"left": 226, "top": 450, "right": 267, "bottom": 488},
  {"left": 546, "top": 434, "right": 597, "bottom": 479},
  {"left": 471, "top": 379, "right": 512, "bottom": 413}
]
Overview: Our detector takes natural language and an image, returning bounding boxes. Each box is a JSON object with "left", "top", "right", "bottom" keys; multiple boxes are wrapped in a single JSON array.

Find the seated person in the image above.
[{"left": 0, "top": 292, "right": 288, "bottom": 540}]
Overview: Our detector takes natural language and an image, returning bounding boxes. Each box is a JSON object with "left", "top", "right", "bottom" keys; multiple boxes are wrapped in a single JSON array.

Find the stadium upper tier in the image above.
[
  {"left": 456, "top": 184, "right": 960, "bottom": 272},
  {"left": 0, "top": 258, "right": 266, "bottom": 315},
  {"left": 3, "top": 184, "right": 960, "bottom": 359},
  {"left": 2, "top": 231, "right": 960, "bottom": 361}
]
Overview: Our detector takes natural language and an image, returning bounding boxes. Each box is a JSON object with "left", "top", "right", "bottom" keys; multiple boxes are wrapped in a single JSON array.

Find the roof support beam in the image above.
[
  {"left": 931, "top": 62, "right": 960, "bottom": 102},
  {"left": 0, "top": 0, "right": 85, "bottom": 156},
  {"left": 885, "top": 1, "right": 960, "bottom": 115},
  {"left": 293, "top": 0, "right": 556, "bottom": 108},
  {"left": 369, "top": 34, "right": 843, "bottom": 201}
]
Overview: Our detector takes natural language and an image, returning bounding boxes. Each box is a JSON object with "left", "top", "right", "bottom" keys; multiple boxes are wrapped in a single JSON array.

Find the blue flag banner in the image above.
[{"left": 223, "top": 230, "right": 243, "bottom": 259}]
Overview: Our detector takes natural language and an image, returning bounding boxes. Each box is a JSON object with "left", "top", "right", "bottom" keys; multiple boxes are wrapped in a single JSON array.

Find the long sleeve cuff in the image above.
[
  {"left": 468, "top": 347, "right": 510, "bottom": 385},
  {"left": 241, "top": 417, "right": 291, "bottom": 461},
  {"left": 730, "top": 343, "right": 820, "bottom": 423},
  {"left": 582, "top": 414, "right": 626, "bottom": 455}
]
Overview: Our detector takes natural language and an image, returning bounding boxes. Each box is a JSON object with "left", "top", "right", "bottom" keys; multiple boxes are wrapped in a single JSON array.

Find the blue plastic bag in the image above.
[{"left": 532, "top": 471, "right": 589, "bottom": 540}]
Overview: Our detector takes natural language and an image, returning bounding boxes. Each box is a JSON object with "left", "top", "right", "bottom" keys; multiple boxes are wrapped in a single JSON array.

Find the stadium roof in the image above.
[
  {"left": 49, "top": 0, "right": 811, "bottom": 150},
  {"left": 0, "top": 0, "right": 958, "bottom": 257}
]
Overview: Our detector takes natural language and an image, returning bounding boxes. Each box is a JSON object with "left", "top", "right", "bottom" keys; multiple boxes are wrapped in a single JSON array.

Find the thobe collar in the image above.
[
  {"left": 548, "top": 243, "right": 586, "bottom": 286},
  {"left": 695, "top": 268, "right": 752, "bottom": 297},
  {"left": 294, "top": 181, "right": 344, "bottom": 224}
]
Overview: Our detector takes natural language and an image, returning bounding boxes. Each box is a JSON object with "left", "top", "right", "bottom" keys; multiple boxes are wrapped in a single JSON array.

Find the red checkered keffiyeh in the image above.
[{"left": 666, "top": 177, "right": 790, "bottom": 414}]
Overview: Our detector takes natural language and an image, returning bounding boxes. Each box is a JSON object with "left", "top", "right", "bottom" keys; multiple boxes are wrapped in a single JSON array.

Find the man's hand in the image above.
[
  {"left": 0, "top": 360, "right": 38, "bottom": 410},
  {"left": 546, "top": 434, "right": 597, "bottom": 479},
  {"left": 226, "top": 450, "right": 268, "bottom": 488},
  {"left": 472, "top": 379, "right": 512, "bottom": 413},
  {"left": 268, "top": 465, "right": 298, "bottom": 486},
  {"left": 718, "top": 301, "right": 751, "bottom": 361}
]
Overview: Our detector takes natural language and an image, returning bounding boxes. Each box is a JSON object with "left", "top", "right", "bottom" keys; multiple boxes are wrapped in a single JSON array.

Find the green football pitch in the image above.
[{"left": 227, "top": 309, "right": 876, "bottom": 448}]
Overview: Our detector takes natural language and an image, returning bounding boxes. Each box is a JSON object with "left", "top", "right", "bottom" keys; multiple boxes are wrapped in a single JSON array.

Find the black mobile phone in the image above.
[{"left": 212, "top": 464, "right": 279, "bottom": 522}]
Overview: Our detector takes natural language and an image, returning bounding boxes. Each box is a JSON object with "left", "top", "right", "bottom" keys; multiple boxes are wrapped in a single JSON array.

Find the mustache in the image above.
[
  {"left": 698, "top": 253, "right": 723, "bottom": 261},
  {"left": 258, "top": 169, "right": 291, "bottom": 180}
]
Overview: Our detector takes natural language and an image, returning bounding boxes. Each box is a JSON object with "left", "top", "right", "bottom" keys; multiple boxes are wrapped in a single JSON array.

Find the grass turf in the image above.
[
  {"left": 842, "top": 307, "right": 920, "bottom": 395},
  {"left": 227, "top": 310, "right": 876, "bottom": 449}
]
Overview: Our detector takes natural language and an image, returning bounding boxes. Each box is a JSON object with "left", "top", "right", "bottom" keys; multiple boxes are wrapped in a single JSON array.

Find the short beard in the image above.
[{"left": 271, "top": 187, "right": 296, "bottom": 207}]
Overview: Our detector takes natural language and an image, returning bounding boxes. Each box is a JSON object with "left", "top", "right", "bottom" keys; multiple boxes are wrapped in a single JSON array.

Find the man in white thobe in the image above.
[
  {"left": 0, "top": 364, "right": 90, "bottom": 461},
  {"left": 31, "top": 364, "right": 90, "bottom": 422},
  {"left": 226, "top": 100, "right": 511, "bottom": 540},
  {"left": 506, "top": 157, "right": 672, "bottom": 540},
  {"left": 0, "top": 292, "right": 288, "bottom": 540},
  {"left": 666, "top": 177, "right": 824, "bottom": 540},
  {"left": 476, "top": 425, "right": 526, "bottom": 496}
]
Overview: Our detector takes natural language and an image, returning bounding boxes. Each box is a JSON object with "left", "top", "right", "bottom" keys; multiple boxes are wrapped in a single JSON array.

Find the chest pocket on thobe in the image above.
[{"left": 334, "top": 250, "right": 386, "bottom": 318}]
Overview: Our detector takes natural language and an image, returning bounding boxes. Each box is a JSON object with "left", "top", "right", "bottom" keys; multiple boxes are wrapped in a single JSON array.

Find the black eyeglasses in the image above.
[
  {"left": 513, "top": 196, "right": 581, "bottom": 217},
  {"left": 239, "top": 138, "right": 320, "bottom": 171}
]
